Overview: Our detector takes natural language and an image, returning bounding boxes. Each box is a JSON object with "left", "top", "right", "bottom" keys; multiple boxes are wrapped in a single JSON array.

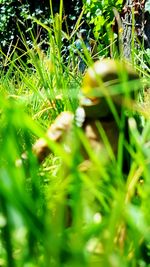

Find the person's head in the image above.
[{"left": 80, "top": 59, "right": 139, "bottom": 119}]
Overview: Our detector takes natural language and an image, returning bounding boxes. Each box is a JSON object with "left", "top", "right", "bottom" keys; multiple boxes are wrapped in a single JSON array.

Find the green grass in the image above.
[{"left": 0, "top": 6, "right": 150, "bottom": 267}]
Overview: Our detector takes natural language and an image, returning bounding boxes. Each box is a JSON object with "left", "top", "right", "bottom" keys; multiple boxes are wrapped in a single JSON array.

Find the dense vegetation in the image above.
[{"left": 0, "top": 0, "right": 150, "bottom": 266}]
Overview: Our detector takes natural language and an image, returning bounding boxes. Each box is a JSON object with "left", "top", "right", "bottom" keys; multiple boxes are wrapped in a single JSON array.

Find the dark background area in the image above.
[
  {"left": 0, "top": 0, "right": 90, "bottom": 68},
  {"left": 1, "top": 0, "right": 149, "bottom": 70}
]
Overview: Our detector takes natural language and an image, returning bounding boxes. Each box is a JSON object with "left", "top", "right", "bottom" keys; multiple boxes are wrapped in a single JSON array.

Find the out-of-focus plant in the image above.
[{"left": 145, "top": 0, "right": 150, "bottom": 13}]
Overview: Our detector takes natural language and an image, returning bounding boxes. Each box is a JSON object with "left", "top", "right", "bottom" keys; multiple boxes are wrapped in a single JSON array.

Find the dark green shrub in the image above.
[
  {"left": 0, "top": 0, "right": 51, "bottom": 68},
  {"left": 0, "top": 1, "right": 87, "bottom": 65}
]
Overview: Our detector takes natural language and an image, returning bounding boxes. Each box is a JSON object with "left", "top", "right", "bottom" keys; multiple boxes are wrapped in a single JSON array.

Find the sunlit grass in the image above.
[{"left": 0, "top": 3, "right": 150, "bottom": 267}]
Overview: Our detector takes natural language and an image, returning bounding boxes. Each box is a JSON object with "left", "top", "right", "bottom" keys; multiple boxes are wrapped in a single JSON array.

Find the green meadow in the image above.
[{"left": 1, "top": 1, "right": 150, "bottom": 266}]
